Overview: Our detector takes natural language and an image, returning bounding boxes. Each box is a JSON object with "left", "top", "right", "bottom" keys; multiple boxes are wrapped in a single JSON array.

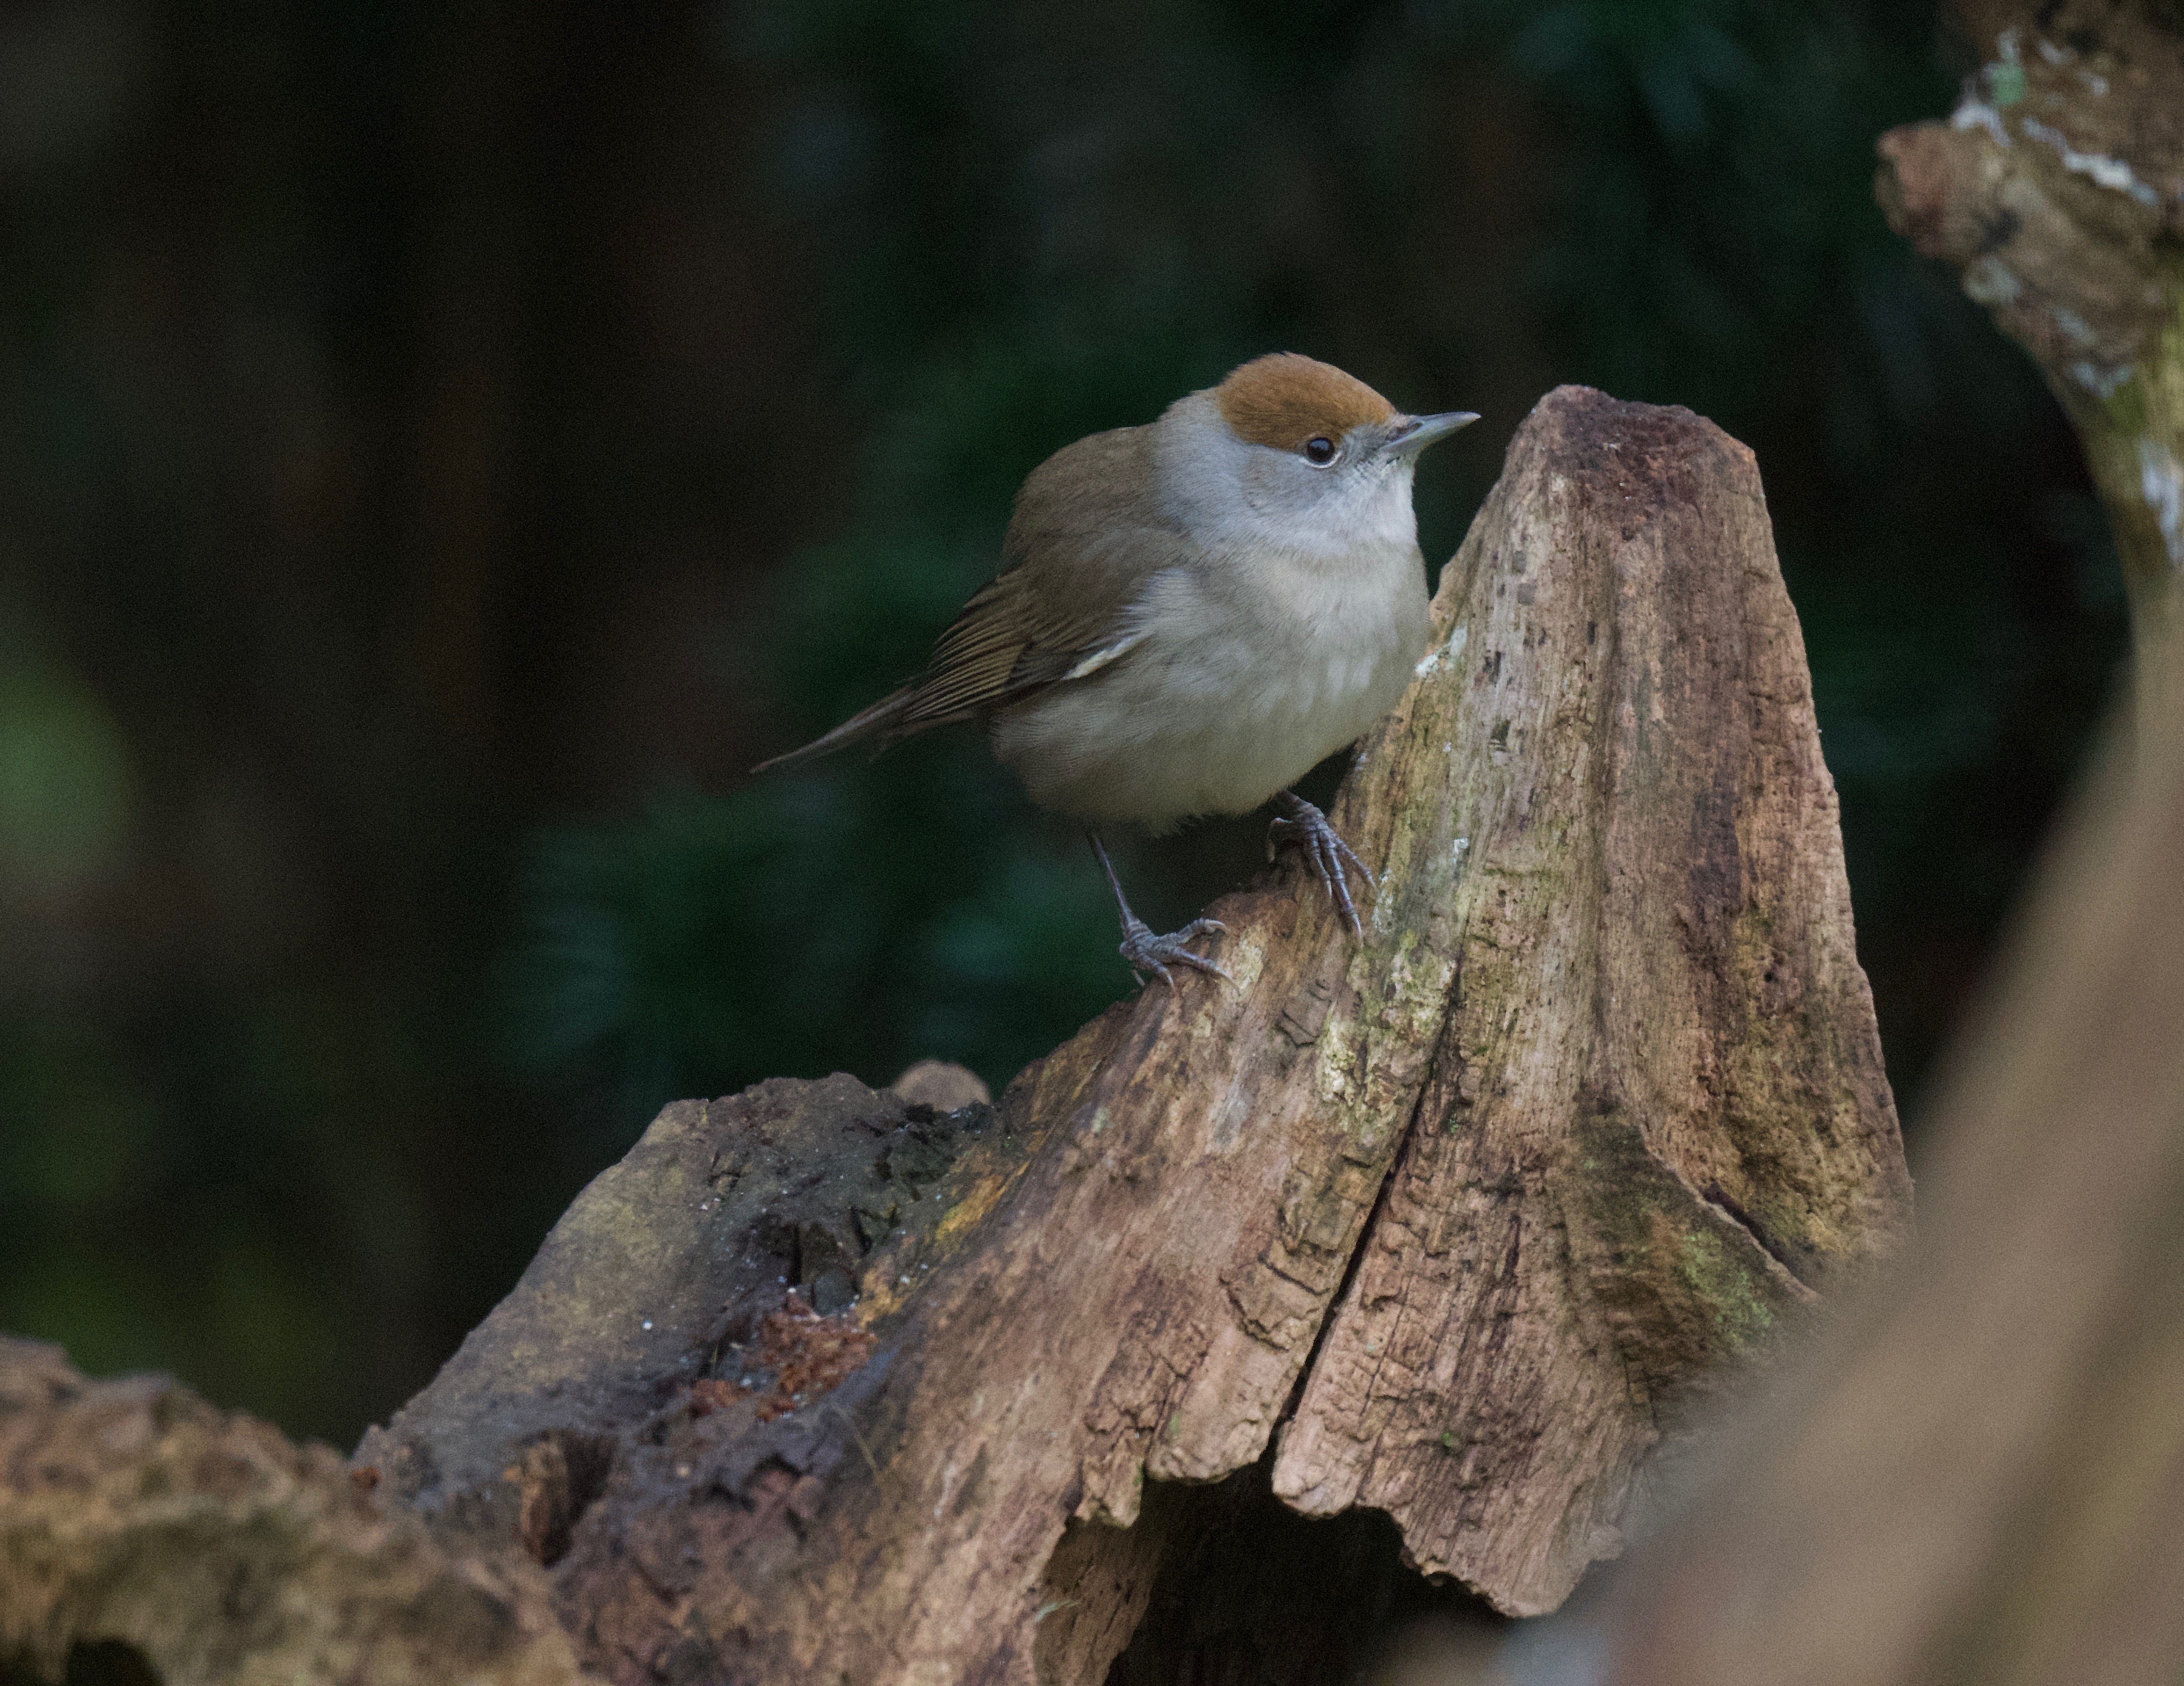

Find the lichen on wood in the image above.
[{"left": 1877, "top": 1, "right": 2184, "bottom": 654}]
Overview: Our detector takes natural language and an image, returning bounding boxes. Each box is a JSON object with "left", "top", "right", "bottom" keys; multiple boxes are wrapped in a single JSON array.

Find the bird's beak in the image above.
[{"left": 1386, "top": 411, "right": 1480, "bottom": 458}]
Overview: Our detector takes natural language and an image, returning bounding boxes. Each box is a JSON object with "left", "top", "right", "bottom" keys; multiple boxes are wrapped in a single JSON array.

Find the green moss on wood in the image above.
[{"left": 1675, "top": 1228, "right": 1777, "bottom": 1351}]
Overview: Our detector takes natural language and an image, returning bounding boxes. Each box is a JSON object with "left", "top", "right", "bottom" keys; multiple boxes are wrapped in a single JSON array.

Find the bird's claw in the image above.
[
  {"left": 1119, "top": 916, "right": 1230, "bottom": 988},
  {"left": 1268, "top": 795, "right": 1374, "bottom": 935}
]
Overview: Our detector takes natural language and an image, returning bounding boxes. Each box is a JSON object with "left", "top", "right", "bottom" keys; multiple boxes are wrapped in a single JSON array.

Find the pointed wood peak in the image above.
[{"left": 1214, "top": 352, "right": 1396, "bottom": 453}]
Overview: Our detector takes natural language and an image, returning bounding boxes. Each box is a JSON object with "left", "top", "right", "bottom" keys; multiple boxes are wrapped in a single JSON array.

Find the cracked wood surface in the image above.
[
  {"left": 350, "top": 386, "right": 1910, "bottom": 1684},
  {"left": 1269, "top": 386, "right": 1911, "bottom": 1612}
]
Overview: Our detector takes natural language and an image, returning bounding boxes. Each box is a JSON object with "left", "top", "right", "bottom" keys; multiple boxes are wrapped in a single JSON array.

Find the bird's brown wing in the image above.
[
  {"left": 754, "top": 425, "right": 1185, "bottom": 773},
  {"left": 896, "top": 567, "right": 1149, "bottom": 727},
  {"left": 891, "top": 425, "right": 1186, "bottom": 730}
]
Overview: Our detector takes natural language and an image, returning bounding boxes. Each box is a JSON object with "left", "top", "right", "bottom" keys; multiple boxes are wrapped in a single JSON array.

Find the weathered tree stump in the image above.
[{"left": 344, "top": 387, "right": 1911, "bottom": 1684}]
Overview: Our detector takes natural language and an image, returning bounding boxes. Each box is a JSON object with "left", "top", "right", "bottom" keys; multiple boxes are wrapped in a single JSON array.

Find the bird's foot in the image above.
[
  {"left": 1267, "top": 791, "right": 1375, "bottom": 935},
  {"left": 1118, "top": 913, "right": 1229, "bottom": 989}
]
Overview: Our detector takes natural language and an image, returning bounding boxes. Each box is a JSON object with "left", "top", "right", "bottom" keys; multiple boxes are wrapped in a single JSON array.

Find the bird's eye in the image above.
[{"left": 1303, "top": 436, "right": 1338, "bottom": 466}]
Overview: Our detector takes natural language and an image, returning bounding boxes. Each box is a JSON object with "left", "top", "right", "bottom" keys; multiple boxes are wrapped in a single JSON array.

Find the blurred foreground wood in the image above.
[
  {"left": 0, "top": 1337, "right": 587, "bottom": 1685},
  {"left": 2, "top": 389, "right": 1909, "bottom": 1685}
]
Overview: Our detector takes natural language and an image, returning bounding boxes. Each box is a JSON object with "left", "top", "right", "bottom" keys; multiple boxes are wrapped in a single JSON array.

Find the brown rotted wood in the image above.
[
  {"left": 359, "top": 386, "right": 1910, "bottom": 1684},
  {"left": 1268, "top": 387, "right": 1912, "bottom": 1611}
]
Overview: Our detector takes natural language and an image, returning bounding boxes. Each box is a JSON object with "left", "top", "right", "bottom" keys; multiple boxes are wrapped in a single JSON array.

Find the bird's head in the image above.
[{"left": 1156, "top": 352, "right": 1477, "bottom": 553}]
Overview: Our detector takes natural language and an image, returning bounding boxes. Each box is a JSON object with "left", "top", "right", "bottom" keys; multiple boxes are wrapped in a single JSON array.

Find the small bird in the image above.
[{"left": 758, "top": 353, "right": 1477, "bottom": 985}]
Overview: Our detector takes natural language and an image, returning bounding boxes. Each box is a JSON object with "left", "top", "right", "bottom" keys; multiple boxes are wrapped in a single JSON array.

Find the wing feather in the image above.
[
  {"left": 754, "top": 423, "right": 1192, "bottom": 771},
  {"left": 892, "top": 425, "right": 1190, "bottom": 726}
]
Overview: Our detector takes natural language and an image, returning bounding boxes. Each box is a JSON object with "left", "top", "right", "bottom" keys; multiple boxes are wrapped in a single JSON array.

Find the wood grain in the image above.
[{"left": 1271, "top": 387, "right": 1910, "bottom": 1613}]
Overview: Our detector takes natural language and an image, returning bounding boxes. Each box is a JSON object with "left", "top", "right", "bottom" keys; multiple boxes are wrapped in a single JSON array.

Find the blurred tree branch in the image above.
[{"left": 1876, "top": 1, "right": 2184, "bottom": 655}]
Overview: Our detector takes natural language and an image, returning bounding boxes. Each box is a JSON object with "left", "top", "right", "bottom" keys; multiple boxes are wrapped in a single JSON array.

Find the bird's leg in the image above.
[
  {"left": 1266, "top": 789, "right": 1375, "bottom": 935},
  {"left": 1087, "top": 832, "right": 1229, "bottom": 988}
]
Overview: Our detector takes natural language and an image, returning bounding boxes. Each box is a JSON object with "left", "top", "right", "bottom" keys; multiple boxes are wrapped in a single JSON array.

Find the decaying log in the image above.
[
  {"left": 342, "top": 386, "right": 1911, "bottom": 1684},
  {"left": 1876, "top": 0, "right": 2184, "bottom": 654},
  {"left": 1501, "top": 612, "right": 2184, "bottom": 1686},
  {"left": 0, "top": 1337, "right": 587, "bottom": 1685}
]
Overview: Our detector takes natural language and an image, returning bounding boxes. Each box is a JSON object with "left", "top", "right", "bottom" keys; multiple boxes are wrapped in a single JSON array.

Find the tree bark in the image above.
[
  {"left": 1876, "top": 1, "right": 2184, "bottom": 656},
  {"left": 350, "top": 387, "right": 1910, "bottom": 1684},
  {"left": 1, "top": 387, "right": 1912, "bottom": 1685}
]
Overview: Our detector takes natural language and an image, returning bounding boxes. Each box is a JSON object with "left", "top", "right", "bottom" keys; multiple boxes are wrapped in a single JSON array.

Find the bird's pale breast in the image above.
[{"left": 991, "top": 534, "right": 1429, "bottom": 828}]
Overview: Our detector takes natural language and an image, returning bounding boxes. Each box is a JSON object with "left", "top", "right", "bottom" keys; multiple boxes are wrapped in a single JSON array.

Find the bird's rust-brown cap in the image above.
[{"left": 1214, "top": 351, "right": 1396, "bottom": 453}]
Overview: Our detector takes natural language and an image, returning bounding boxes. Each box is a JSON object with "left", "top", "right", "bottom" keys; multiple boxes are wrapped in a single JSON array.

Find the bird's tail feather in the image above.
[{"left": 752, "top": 685, "right": 920, "bottom": 774}]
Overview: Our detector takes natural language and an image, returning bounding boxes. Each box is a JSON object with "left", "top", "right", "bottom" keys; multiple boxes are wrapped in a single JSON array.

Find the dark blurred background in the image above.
[{"left": 0, "top": 0, "right": 2127, "bottom": 1449}]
